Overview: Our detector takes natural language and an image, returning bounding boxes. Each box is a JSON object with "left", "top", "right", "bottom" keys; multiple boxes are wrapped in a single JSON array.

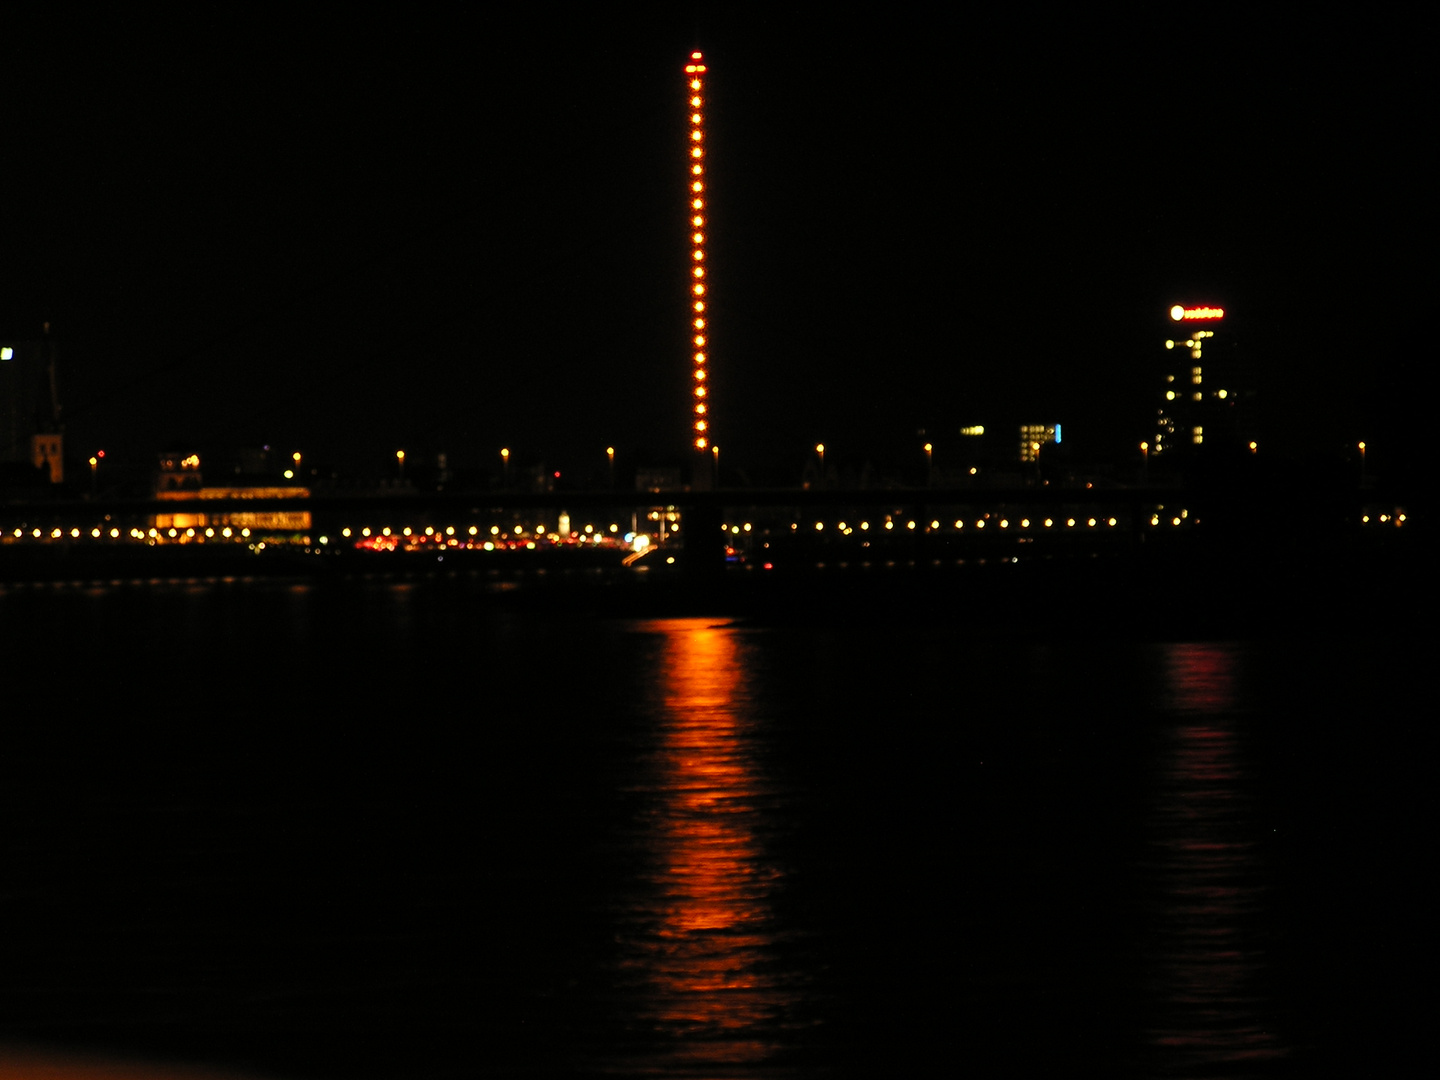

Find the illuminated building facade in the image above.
[
  {"left": 685, "top": 51, "right": 711, "bottom": 456},
  {"left": 1019, "top": 423, "right": 1060, "bottom": 463},
  {"left": 153, "top": 453, "right": 311, "bottom": 532},
  {"left": 1155, "top": 304, "right": 1241, "bottom": 456}
]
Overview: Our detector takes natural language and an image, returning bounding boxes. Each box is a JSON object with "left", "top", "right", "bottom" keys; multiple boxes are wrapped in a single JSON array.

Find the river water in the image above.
[{"left": 0, "top": 573, "right": 1428, "bottom": 1078}]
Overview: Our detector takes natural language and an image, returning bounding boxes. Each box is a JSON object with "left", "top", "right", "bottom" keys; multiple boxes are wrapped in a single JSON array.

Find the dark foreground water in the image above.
[{"left": 0, "top": 573, "right": 1430, "bottom": 1078}]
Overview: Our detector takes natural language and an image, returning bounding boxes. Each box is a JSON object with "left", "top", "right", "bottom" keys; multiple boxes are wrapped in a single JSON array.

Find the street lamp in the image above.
[
  {"left": 606, "top": 446, "right": 615, "bottom": 488},
  {"left": 815, "top": 443, "right": 825, "bottom": 488},
  {"left": 1358, "top": 441, "right": 1367, "bottom": 485},
  {"left": 1140, "top": 441, "right": 1149, "bottom": 483},
  {"left": 396, "top": 449, "right": 405, "bottom": 481},
  {"left": 501, "top": 447, "right": 511, "bottom": 487}
]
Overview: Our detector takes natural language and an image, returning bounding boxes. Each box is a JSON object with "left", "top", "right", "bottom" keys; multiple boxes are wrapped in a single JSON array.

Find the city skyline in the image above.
[{"left": 1, "top": 10, "right": 1423, "bottom": 486}]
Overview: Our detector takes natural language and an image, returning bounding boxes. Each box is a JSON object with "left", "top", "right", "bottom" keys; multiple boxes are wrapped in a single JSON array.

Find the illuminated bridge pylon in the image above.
[{"left": 684, "top": 51, "right": 712, "bottom": 470}]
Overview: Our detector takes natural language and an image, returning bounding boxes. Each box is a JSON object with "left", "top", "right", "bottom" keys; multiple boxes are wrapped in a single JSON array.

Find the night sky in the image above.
[{"left": 2, "top": 9, "right": 1425, "bottom": 485}]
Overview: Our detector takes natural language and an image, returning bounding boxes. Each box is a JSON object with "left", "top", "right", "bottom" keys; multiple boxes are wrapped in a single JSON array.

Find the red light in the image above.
[{"left": 1170, "top": 305, "right": 1225, "bottom": 321}]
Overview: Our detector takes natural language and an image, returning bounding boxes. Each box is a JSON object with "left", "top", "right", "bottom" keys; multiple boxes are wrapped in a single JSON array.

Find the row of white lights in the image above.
[
  {"left": 6, "top": 509, "right": 1408, "bottom": 545},
  {"left": 783, "top": 517, "right": 1127, "bottom": 534}
]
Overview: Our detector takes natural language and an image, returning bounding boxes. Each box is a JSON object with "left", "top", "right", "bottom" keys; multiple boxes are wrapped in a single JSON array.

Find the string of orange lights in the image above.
[{"left": 685, "top": 51, "right": 709, "bottom": 452}]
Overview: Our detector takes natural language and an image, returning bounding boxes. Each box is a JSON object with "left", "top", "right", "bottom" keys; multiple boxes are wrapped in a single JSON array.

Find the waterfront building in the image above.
[
  {"left": 153, "top": 452, "right": 311, "bottom": 533},
  {"left": 1019, "top": 424, "right": 1060, "bottom": 463},
  {"left": 1155, "top": 304, "right": 1254, "bottom": 457}
]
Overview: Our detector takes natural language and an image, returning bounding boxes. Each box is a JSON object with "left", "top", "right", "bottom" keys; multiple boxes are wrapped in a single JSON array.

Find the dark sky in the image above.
[{"left": 2, "top": 8, "right": 1426, "bottom": 484}]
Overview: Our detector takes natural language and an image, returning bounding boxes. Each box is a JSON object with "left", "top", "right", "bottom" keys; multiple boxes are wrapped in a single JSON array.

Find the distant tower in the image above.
[
  {"left": 684, "top": 51, "right": 712, "bottom": 459},
  {"left": 0, "top": 322, "right": 64, "bottom": 483},
  {"left": 1156, "top": 304, "right": 1225, "bottom": 456}
]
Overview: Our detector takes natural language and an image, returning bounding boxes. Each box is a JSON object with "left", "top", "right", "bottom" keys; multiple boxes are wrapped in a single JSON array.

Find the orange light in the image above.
[
  {"left": 693, "top": 301, "right": 705, "bottom": 311},
  {"left": 692, "top": 181, "right": 703, "bottom": 192},
  {"left": 693, "top": 249, "right": 704, "bottom": 260},
  {"left": 695, "top": 369, "right": 706, "bottom": 380},
  {"left": 694, "top": 335, "right": 706, "bottom": 346},
  {"left": 695, "top": 386, "right": 706, "bottom": 397},
  {"left": 695, "top": 437, "right": 708, "bottom": 449},
  {"left": 695, "top": 352, "right": 706, "bottom": 363},
  {"left": 693, "top": 284, "right": 705, "bottom": 295}
]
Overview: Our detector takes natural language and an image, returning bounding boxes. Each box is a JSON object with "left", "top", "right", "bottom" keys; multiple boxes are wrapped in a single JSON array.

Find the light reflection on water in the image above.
[
  {"left": 611, "top": 618, "right": 808, "bottom": 1077},
  {"left": 1145, "top": 643, "right": 1287, "bottom": 1076}
]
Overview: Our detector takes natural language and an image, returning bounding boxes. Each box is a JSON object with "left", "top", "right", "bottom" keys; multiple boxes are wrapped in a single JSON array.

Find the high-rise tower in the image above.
[{"left": 1156, "top": 304, "right": 1225, "bottom": 456}]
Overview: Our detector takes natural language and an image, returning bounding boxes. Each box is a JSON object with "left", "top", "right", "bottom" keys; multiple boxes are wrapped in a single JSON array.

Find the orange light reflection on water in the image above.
[
  {"left": 1146, "top": 643, "right": 1286, "bottom": 1073},
  {"left": 0, "top": 1046, "right": 273, "bottom": 1080},
  {"left": 618, "top": 618, "right": 802, "bottom": 1073}
]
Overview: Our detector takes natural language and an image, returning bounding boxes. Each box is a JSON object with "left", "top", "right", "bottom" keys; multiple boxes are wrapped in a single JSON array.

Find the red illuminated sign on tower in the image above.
[{"left": 1170, "top": 305, "right": 1225, "bottom": 321}]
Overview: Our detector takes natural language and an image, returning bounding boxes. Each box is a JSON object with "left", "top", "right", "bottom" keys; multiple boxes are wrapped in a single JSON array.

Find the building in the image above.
[
  {"left": 153, "top": 452, "right": 311, "bottom": 533},
  {"left": 1019, "top": 424, "right": 1061, "bottom": 463},
  {"left": 0, "top": 326, "right": 63, "bottom": 484},
  {"left": 1154, "top": 304, "right": 1253, "bottom": 458}
]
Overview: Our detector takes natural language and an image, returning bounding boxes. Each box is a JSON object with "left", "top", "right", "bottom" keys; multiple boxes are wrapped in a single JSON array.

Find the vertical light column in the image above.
[{"left": 685, "top": 51, "right": 710, "bottom": 451}]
